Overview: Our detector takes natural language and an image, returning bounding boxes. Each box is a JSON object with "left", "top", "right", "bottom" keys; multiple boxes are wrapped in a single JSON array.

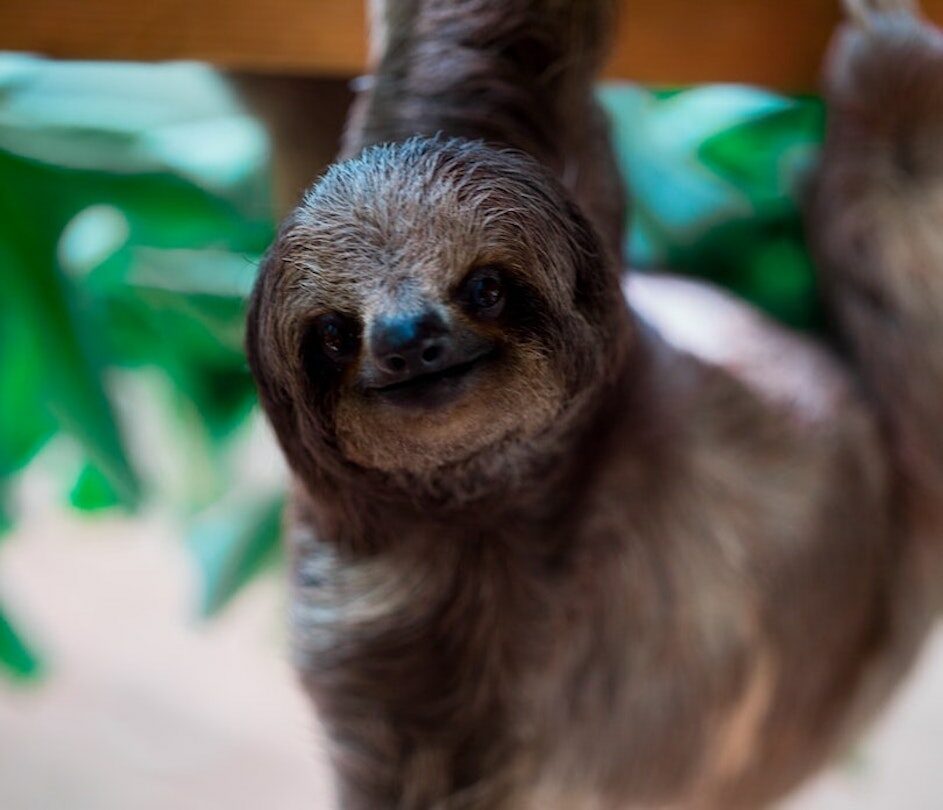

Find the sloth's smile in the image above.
[{"left": 368, "top": 351, "right": 494, "bottom": 409}]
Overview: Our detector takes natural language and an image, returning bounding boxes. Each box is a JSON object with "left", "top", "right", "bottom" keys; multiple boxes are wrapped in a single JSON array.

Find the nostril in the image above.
[
  {"left": 387, "top": 355, "right": 407, "bottom": 372},
  {"left": 421, "top": 344, "right": 442, "bottom": 364}
]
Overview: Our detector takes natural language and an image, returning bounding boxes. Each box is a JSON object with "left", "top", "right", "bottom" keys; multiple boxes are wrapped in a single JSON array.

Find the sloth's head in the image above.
[{"left": 247, "top": 137, "right": 625, "bottom": 484}]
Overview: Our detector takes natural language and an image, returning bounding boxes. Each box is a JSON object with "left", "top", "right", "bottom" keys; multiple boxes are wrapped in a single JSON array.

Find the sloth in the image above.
[{"left": 246, "top": 0, "right": 943, "bottom": 807}]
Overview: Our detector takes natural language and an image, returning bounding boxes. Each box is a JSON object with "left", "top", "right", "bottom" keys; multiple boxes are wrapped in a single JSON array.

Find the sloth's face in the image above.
[{"left": 248, "top": 139, "right": 612, "bottom": 474}]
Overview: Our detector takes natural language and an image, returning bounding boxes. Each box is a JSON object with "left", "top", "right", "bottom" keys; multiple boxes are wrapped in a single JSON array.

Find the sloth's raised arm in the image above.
[
  {"left": 343, "top": 0, "right": 627, "bottom": 259},
  {"left": 810, "top": 0, "right": 943, "bottom": 590}
]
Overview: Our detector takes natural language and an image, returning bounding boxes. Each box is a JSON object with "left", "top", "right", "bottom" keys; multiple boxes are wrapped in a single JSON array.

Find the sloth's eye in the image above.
[
  {"left": 461, "top": 266, "right": 506, "bottom": 319},
  {"left": 313, "top": 312, "right": 360, "bottom": 363}
]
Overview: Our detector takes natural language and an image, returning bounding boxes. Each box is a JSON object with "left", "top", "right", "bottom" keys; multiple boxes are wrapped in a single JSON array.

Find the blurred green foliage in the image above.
[
  {"left": 0, "top": 56, "right": 280, "bottom": 678},
  {"left": 599, "top": 84, "right": 825, "bottom": 330},
  {"left": 0, "top": 58, "right": 826, "bottom": 680},
  {"left": 0, "top": 604, "right": 42, "bottom": 681}
]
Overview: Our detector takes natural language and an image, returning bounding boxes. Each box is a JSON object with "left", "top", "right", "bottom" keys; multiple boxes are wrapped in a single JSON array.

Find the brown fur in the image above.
[
  {"left": 344, "top": 0, "right": 627, "bottom": 263},
  {"left": 246, "top": 1, "right": 943, "bottom": 807},
  {"left": 810, "top": 0, "right": 943, "bottom": 612}
]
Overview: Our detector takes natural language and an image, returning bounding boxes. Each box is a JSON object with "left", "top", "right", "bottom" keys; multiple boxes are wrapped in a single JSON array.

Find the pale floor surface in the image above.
[{"left": 1, "top": 505, "right": 941, "bottom": 810}]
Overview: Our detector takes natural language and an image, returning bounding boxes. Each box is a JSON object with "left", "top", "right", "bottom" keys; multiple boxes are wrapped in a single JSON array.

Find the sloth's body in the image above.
[
  {"left": 280, "top": 269, "right": 893, "bottom": 809},
  {"left": 247, "top": 1, "right": 943, "bottom": 807}
]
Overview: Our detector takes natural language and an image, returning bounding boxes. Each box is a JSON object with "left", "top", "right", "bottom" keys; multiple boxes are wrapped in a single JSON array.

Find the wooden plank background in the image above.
[{"left": 1, "top": 0, "right": 942, "bottom": 89}]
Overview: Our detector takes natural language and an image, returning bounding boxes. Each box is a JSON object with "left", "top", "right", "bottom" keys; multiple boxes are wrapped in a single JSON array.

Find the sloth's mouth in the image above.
[{"left": 369, "top": 351, "right": 494, "bottom": 408}]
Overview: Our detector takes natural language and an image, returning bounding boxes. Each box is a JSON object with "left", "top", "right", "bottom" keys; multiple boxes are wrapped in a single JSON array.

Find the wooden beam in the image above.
[
  {"left": 0, "top": 0, "right": 368, "bottom": 77},
  {"left": 609, "top": 0, "right": 851, "bottom": 90},
  {"left": 1, "top": 0, "right": 942, "bottom": 89}
]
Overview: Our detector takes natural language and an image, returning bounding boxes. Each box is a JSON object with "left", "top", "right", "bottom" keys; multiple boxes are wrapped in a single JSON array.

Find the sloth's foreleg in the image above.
[
  {"left": 810, "top": 0, "right": 943, "bottom": 603},
  {"left": 343, "top": 0, "right": 627, "bottom": 261}
]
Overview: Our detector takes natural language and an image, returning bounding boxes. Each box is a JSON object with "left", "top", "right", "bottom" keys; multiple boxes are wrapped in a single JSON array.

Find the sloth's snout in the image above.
[
  {"left": 370, "top": 308, "right": 453, "bottom": 384},
  {"left": 361, "top": 306, "right": 496, "bottom": 404}
]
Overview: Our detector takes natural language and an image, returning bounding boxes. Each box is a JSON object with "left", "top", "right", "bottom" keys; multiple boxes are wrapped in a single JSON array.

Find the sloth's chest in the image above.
[
  {"left": 289, "top": 496, "right": 890, "bottom": 808},
  {"left": 290, "top": 543, "right": 559, "bottom": 804},
  {"left": 291, "top": 542, "right": 556, "bottom": 713},
  {"left": 290, "top": 536, "right": 771, "bottom": 803}
]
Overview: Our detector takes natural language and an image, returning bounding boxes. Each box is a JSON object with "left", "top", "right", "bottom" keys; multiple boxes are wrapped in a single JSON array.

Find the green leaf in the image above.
[
  {"left": 0, "top": 56, "right": 275, "bottom": 519},
  {"left": 0, "top": 489, "right": 11, "bottom": 536},
  {"left": 599, "top": 84, "right": 793, "bottom": 245},
  {"left": 186, "top": 493, "right": 285, "bottom": 617},
  {"left": 699, "top": 97, "right": 825, "bottom": 217},
  {"left": 69, "top": 461, "right": 122, "bottom": 512},
  {"left": 0, "top": 215, "right": 141, "bottom": 506},
  {"left": 0, "top": 603, "right": 43, "bottom": 681},
  {"left": 0, "top": 282, "right": 57, "bottom": 482},
  {"left": 599, "top": 82, "right": 823, "bottom": 330},
  {"left": 743, "top": 235, "right": 821, "bottom": 329},
  {"left": 0, "top": 55, "right": 270, "bottom": 207},
  {"left": 0, "top": 55, "right": 274, "bottom": 249}
]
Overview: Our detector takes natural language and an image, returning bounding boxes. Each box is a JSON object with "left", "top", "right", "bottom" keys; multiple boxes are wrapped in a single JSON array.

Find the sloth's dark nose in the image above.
[{"left": 370, "top": 309, "right": 452, "bottom": 380}]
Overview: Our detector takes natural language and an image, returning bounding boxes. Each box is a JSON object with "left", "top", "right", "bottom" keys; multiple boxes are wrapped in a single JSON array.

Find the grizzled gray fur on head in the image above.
[{"left": 247, "top": 136, "right": 631, "bottom": 505}]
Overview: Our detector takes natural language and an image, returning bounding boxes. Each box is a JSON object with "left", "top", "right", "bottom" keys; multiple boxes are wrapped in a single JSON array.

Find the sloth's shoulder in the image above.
[{"left": 624, "top": 272, "right": 862, "bottom": 429}]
